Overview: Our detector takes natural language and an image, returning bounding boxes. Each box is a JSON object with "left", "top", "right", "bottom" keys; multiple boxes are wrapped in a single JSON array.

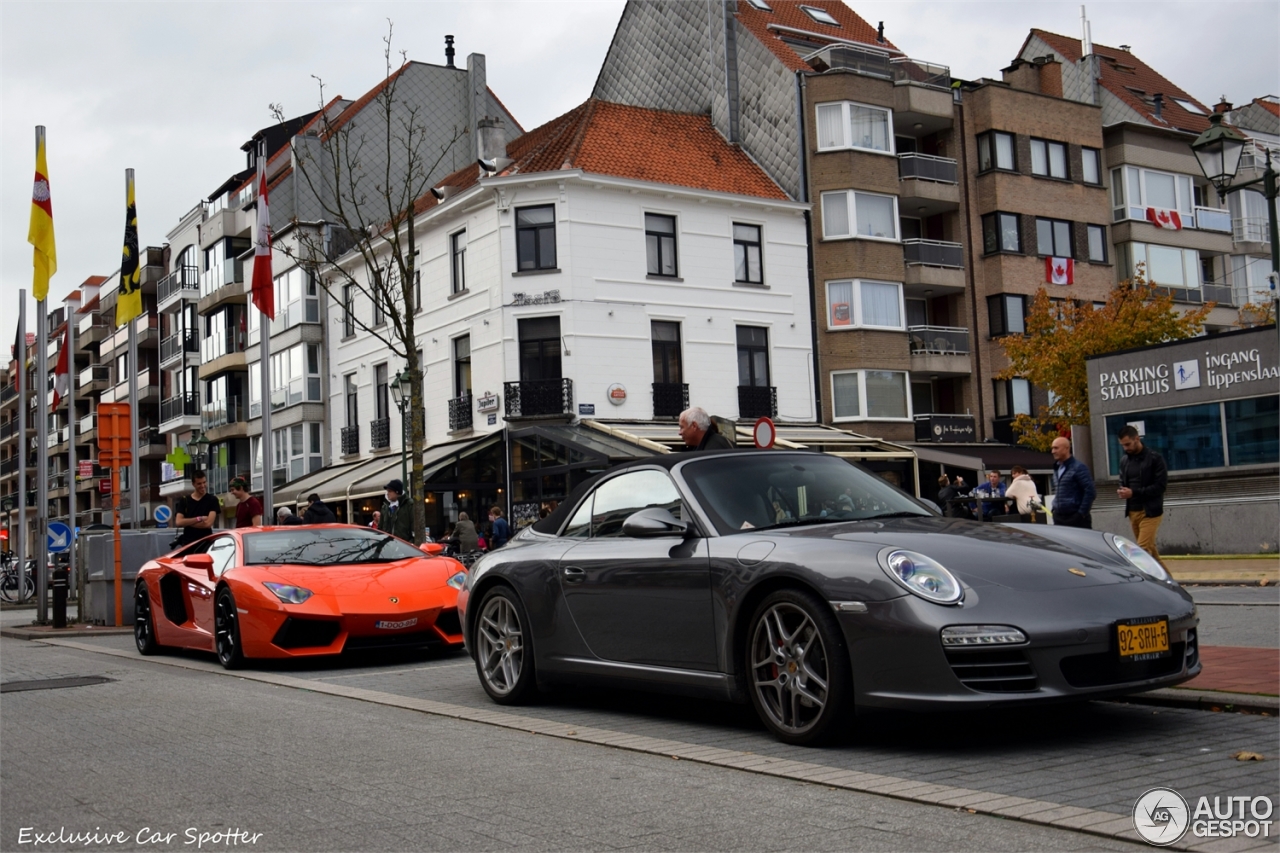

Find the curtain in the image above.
[
  {"left": 860, "top": 281, "right": 901, "bottom": 327},
  {"left": 816, "top": 104, "right": 844, "bottom": 149},
  {"left": 832, "top": 372, "right": 860, "bottom": 419},
  {"left": 865, "top": 371, "right": 907, "bottom": 419},
  {"left": 823, "top": 192, "right": 849, "bottom": 238}
]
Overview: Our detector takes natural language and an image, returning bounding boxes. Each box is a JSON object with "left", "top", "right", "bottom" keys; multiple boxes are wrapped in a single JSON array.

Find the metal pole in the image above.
[
  {"left": 260, "top": 295, "right": 273, "bottom": 523},
  {"left": 16, "top": 291, "right": 26, "bottom": 598},
  {"left": 127, "top": 169, "right": 141, "bottom": 530},
  {"left": 68, "top": 300, "right": 76, "bottom": 619},
  {"left": 35, "top": 290, "right": 48, "bottom": 623}
]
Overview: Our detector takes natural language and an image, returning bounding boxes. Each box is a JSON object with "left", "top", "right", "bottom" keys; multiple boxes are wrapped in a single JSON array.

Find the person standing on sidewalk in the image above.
[
  {"left": 1116, "top": 425, "right": 1169, "bottom": 569},
  {"left": 174, "top": 470, "right": 220, "bottom": 546},
  {"left": 228, "top": 478, "right": 262, "bottom": 528},
  {"left": 1050, "top": 436, "right": 1096, "bottom": 529},
  {"left": 679, "top": 407, "right": 734, "bottom": 451}
]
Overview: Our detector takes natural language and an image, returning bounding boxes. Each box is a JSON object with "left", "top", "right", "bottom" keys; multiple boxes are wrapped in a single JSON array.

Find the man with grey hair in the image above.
[{"left": 679, "top": 406, "right": 734, "bottom": 451}]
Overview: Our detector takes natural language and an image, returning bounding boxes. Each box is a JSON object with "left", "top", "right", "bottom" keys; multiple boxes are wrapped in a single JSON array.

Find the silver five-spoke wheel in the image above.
[{"left": 473, "top": 587, "right": 536, "bottom": 704}]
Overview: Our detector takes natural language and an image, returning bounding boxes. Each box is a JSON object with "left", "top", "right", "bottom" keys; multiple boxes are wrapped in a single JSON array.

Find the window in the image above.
[
  {"left": 516, "top": 205, "right": 556, "bottom": 271},
  {"left": 988, "top": 294, "right": 1027, "bottom": 337},
  {"left": 993, "top": 378, "right": 1032, "bottom": 419},
  {"left": 1123, "top": 242, "right": 1201, "bottom": 288},
  {"left": 518, "top": 316, "right": 562, "bottom": 382},
  {"left": 981, "top": 212, "right": 1021, "bottom": 254},
  {"left": 744, "top": 0, "right": 772, "bottom": 9},
  {"left": 645, "top": 213, "right": 678, "bottom": 277},
  {"left": 977, "top": 131, "right": 1016, "bottom": 172},
  {"left": 1035, "top": 218, "right": 1073, "bottom": 257},
  {"left": 800, "top": 4, "right": 839, "bottom": 25},
  {"left": 1030, "top": 139, "right": 1068, "bottom": 179},
  {"left": 451, "top": 230, "right": 467, "bottom": 293},
  {"left": 270, "top": 267, "right": 320, "bottom": 330},
  {"left": 831, "top": 370, "right": 910, "bottom": 421},
  {"left": 374, "top": 364, "right": 389, "bottom": 421},
  {"left": 342, "top": 285, "right": 355, "bottom": 337},
  {"left": 820, "top": 190, "right": 898, "bottom": 240},
  {"left": 344, "top": 374, "right": 358, "bottom": 428},
  {"left": 1087, "top": 225, "right": 1108, "bottom": 262},
  {"left": 371, "top": 274, "right": 385, "bottom": 327},
  {"left": 733, "top": 223, "right": 763, "bottom": 284},
  {"left": 736, "top": 326, "right": 770, "bottom": 388},
  {"left": 826, "top": 280, "right": 903, "bottom": 330},
  {"left": 1225, "top": 396, "right": 1279, "bottom": 466},
  {"left": 589, "top": 470, "right": 683, "bottom": 538},
  {"left": 651, "top": 321, "right": 682, "bottom": 384},
  {"left": 206, "top": 537, "right": 237, "bottom": 577},
  {"left": 453, "top": 335, "right": 471, "bottom": 399},
  {"left": 413, "top": 271, "right": 421, "bottom": 312},
  {"left": 265, "top": 343, "right": 321, "bottom": 410},
  {"left": 815, "top": 101, "right": 892, "bottom": 153},
  {"left": 200, "top": 304, "right": 246, "bottom": 362},
  {"left": 1171, "top": 97, "right": 1206, "bottom": 116},
  {"left": 1082, "top": 148, "right": 1102, "bottom": 185},
  {"left": 1111, "top": 165, "right": 1194, "bottom": 223}
]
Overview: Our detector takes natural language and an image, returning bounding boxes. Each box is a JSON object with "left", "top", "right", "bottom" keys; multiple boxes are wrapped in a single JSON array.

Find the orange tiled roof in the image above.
[
  {"left": 415, "top": 99, "right": 788, "bottom": 217},
  {"left": 80, "top": 275, "right": 107, "bottom": 288},
  {"left": 1254, "top": 97, "right": 1280, "bottom": 119},
  {"left": 736, "top": 0, "right": 898, "bottom": 73},
  {"left": 1029, "top": 29, "right": 1211, "bottom": 134}
]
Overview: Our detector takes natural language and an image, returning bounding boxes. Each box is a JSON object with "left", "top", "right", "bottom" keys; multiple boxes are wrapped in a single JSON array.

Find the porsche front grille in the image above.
[
  {"left": 272, "top": 617, "right": 341, "bottom": 649},
  {"left": 1060, "top": 642, "right": 1185, "bottom": 688},
  {"left": 945, "top": 649, "right": 1038, "bottom": 693}
]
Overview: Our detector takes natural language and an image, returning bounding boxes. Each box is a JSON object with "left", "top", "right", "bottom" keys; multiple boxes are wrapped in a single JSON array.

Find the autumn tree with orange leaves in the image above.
[{"left": 998, "top": 269, "right": 1213, "bottom": 451}]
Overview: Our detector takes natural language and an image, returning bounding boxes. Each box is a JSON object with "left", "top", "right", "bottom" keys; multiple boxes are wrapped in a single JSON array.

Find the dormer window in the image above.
[
  {"left": 744, "top": 0, "right": 772, "bottom": 10},
  {"left": 800, "top": 5, "right": 839, "bottom": 26}
]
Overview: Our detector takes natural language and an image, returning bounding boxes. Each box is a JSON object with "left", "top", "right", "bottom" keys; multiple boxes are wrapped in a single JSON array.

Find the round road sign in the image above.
[{"left": 753, "top": 417, "right": 776, "bottom": 450}]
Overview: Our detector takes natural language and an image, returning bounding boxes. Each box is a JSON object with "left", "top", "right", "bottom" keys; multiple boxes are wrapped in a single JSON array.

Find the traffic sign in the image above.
[
  {"left": 752, "top": 416, "right": 776, "bottom": 450},
  {"left": 153, "top": 504, "right": 172, "bottom": 528},
  {"left": 47, "top": 521, "right": 73, "bottom": 554}
]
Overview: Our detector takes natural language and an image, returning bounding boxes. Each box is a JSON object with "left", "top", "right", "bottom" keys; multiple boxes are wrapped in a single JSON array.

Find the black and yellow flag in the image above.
[{"left": 116, "top": 170, "right": 142, "bottom": 327}]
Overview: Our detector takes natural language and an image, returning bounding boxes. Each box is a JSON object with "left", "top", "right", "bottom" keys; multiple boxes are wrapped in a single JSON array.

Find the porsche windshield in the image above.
[
  {"left": 681, "top": 453, "right": 931, "bottom": 535},
  {"left": 243, "top": 528, "right": 424, "bottom": 565}
]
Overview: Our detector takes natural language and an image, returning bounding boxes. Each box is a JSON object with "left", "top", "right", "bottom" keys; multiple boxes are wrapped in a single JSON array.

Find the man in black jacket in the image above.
[
  {"left": 679, "top": 407, "right": 734, "bottom": 451},
  {"left": 377, "top": 480, "right": 415, "bottom": 542},
  {"left": 301, "top": 494, "right": 337, "bottom": 524},
  {"left": 1117, "top": 425, "right": 1169, "bottom": 569}
]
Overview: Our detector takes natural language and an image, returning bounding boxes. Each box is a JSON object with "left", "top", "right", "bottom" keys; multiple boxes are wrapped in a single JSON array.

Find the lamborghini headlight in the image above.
[
  {"left": 263, "top": 582, "right": 313, "bottom": 604},
  {"left": 1107, "top": 535, "right": 1173, "bottom": 582},
  {"left": 445, "top": 571, "right": 467, "bottom": 590},
  {"left": 881, "top": 550, "right": 964, "bottom": 605}
]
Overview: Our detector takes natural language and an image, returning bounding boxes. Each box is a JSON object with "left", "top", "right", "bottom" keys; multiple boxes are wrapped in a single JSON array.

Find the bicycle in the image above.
[{"left": 0, "top": 558, "right": 35, "bottom": 604}]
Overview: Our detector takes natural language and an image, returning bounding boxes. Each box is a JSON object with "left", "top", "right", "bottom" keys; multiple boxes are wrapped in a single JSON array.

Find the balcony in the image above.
[
  {"left": 103, "top": 368, "right": 157, "bottom": 404},
  {"left": 103, "top": 314, "right": 159, "bottom": 354},
  {"left": 652, "top": 383, "right": 689, "bottom": 419},
  {"left": 504, "top": 378, "right": 574, "bottom": 419},
  {"left": 0, "top": 420, "right": 15, "bottom": 440},
  {"left": 78, "top": 365, "right": 110, "bottom": 393},
  {"left": 137, "top": 426, "right": 167, "bottom": 459},
  {"left": 370, "top": 417, "right": 391, "bottom": 450},
  {"left": 46, "top": 426, "right": 69, "bottom": 450},
  {"left": 898, "top": 153, "right": 957, "bottom": 184},
  {"left": 448, "top": 395, "right": 473, "bottom": 432},
  {"left": 737, "top": 385, "right": 777, "bottom": 420},
  {"left": 1234, "top": 216, "right": 1271, "bottom": 246},
  {"left": 903, "top": 239, "right": 963, "bottom": 269},
  {"left": 77, "top": 313, "right": 108, "bottom": 346},
  {"left": 1151, "top": 285, "right": 1235, "bottom": 307},
  {"left": 160, "top": 393, "right": 200, "bottom": 427},
  {"left": 808, "top": 44, "right": 950, "bottom": 90},
  {"left": 156, "top": 265, "right": 200, "bottom": 310},
  {"left": 908, "top": 325, "right": 971, "bottom": 376},
  {"left": 340, "top": 425, "right": 360, "bottom": 456},
  {"left": 201, "top": 396, "right": 245, "bottom": 433},
  {"left": 159, "top": 329, "right": 199, "bottom": 367},
  {"left": 1, "top": 385, "right": 15, "bottom": 403},
  {"left": 1194, "top": 207, "right": 1232, "bottom": 234},
  {"left": 78, "top": 413, "right": 96, "bottom": 441}
]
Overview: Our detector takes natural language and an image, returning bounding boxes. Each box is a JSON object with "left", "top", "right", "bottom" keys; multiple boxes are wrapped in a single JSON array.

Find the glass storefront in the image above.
[
  {"left": 423, "top": 438, "right": 506, "bottom": 539},
  {"left": 509, "top": 429, "right": 611, "bottom": 528},
  {"left": 1105, "top": 395, "right": 1278, "bottom": 474},
  {"left": 1225, "top": 396, "right": 1280, "bottom": 466}
]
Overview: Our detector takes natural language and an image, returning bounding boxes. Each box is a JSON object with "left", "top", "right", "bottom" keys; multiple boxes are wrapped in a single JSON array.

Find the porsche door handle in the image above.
[{"left": 562, "top": 566, "right": 585, "bottom": 584}]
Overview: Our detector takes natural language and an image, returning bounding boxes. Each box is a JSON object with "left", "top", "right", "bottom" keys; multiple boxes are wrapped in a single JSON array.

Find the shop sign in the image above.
[
  {"left": 511, "top": 290, "right": 561, "bottom": 306},
  {"left": 477, "top": 392, "right": 499, "bottom": 413},
  {"left": 579, "top": 403, "right": 595, "bottom": 416},
  {"left": 98, "top": 479, "right": 111, "bottom": 495},
  {"left": 607, "top": 384, "right": 627, "bottom": 405},
  {"left": 914, "top": 414, "right": 977, "bottom": 443}
]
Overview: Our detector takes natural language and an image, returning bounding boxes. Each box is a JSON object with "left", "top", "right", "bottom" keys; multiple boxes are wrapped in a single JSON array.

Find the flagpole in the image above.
[
  {"left": 16, "top": 292, "right": 27, "bottom": 601},
  {"left": 35, "top": 287, "right": 48, "bottom": 625},
  {"left": 258, "top": 140, "right": 273, "bottom": 524},
  {"left": 126, "top": 169, "right": 141, "bottom": 530},
  {"left": 67, "top": 303, "right": 76, "bottom": 619}
]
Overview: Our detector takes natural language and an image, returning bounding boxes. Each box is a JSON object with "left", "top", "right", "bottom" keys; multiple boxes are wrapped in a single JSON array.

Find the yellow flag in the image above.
[
  {"left": 28, "top": 130, "right": 57, "bottom": 302},
  {"left": 116, "top": 171, "right": 143, "bottom": 328}
]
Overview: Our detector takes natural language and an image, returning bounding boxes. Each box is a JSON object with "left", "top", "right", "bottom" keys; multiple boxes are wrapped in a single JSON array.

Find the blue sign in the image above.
[
  {"left": 47, "top": 521, "right": 73, "bottom": 554},
  {"left": 579, "top": 403, "right": 596, "bottom": 416},
  {"left": 153, "top": 504, "right": 172, "bottom": 529},
  {"left": 487, "top": 414, "right": 497, "bottom": 426}
]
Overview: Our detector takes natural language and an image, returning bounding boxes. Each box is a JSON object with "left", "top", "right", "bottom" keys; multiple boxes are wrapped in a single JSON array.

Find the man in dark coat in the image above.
[
  {"left": 1117, "top": 425, "right": 1169, "bottom": 569},
  {"left": 1050, "top": 436, "right": 1096, "bottom": 528},
  {"left": 301, "top": 493, "right": 337, "bottom": 524},
  {"left": 377, "top": 479, "right": 415, "bottom": 542},
  {"left": 679, "top": 406, "right": 734, "bottom": 451}
]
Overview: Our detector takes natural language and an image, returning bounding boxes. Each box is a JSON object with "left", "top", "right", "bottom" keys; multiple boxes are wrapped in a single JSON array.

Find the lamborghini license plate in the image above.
[
  {"left": 375, "top": 618, "right": 418, "bottom": 630},
  {"left": 1116, "top": 617, "right": 1169, "bottom": 660}
]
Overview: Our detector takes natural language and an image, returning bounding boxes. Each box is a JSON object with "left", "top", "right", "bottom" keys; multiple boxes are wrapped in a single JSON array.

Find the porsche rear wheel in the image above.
[
  {"left": 134, "top": 581, "right": 160, "bottom": 655},
  {"left": 747, "top": 589, "right": 852, "bottom": 746},
  {"left": 214, "top": 587, "right": 245, "bottom": 670},
  {"left": 473, "top": 586, "right": 537, "bottom": 704}
]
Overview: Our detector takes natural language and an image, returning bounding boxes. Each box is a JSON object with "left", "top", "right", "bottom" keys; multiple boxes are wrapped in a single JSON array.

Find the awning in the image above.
[
  {"left": 912, "top": 443, "right": 1054, "bottom": 473},
  {"left": 585, "top": 419, "right": 916, "bottom": 460},
  {"left": 913, "top": 446, "right": 986, "bottom": 470},
  {"left": 276, "top": 459, "right": 366, "bottom": 506}
]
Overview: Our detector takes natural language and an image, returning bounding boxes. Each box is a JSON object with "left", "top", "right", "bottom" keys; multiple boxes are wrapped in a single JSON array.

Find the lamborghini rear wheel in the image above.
[
  {"left": 214, "top": 587, "right": 245, "bottom": 670},
  {"left": 134, "top": 581, "right": 160, "bottom": 656}
]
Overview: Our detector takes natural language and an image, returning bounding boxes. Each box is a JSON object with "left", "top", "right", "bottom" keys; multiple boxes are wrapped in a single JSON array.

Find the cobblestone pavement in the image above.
[{"left": 1, "top": 639, "right": 1144, "bottom": 853}]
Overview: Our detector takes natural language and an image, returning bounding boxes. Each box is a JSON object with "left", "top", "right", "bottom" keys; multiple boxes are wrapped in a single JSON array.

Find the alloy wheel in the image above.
[
  {"left": 750, "top": 601, "right": 831, "bottom": 737},
  {"left": 134, "top": 582, "right": 158, "bottom": 655},
  {"left": 476, "top": 593, "right": 524, "bottom": 696},
  {"left": 214, "top": 589, "right": 243, "bottom": 669}
]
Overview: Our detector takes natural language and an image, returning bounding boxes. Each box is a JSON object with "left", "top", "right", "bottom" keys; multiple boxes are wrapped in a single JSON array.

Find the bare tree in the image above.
[{"left": 279, "top": 22, "right": 467, "bottom": 543}]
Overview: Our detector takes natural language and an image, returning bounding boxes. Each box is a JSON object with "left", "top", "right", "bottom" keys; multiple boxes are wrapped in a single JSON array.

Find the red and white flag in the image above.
[
  {"left": 51, "top": 319, "right": 70, "bottom": 411},
  {"left": 1145, "top": 207, "right": 1182, "bottom": 230},
  {"left": 250, "top": 147, "right": 275, "bottom": 319},
  {"left": 1046, "top": 256, "right": 1074, "bottom": 285}
]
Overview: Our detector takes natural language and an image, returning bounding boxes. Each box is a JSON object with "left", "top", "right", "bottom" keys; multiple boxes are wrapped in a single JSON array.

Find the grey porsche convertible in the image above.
[{"left": 458, "top": 450, "right": 1198, "bottom": 745}]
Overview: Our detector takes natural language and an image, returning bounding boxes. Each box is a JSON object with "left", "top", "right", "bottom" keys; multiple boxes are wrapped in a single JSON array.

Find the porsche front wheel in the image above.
[
  {"left": 473, "top": 586, "right": 537, "bottom": 704},
  {"left": 214, "top": 587, "right": 245, "bottom": 670},
  {"left": 747, "top": 588, "right": 852, "bottom": 746},
  {"left": 134, "top": 581, "right": 160, "bottom": 655}
]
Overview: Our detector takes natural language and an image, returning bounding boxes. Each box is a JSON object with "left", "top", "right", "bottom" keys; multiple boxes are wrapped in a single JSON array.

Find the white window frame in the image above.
[
  {"left": 820, "top": 190, "right": 900, "bottom": 242},
  {"left": 1125, "top": 242, "right": 1200, "bottom": 288},
  {"left": 830, "top": 369, "right": 913, "bottom": 423},
  {"left": 815, "top": 101, "right": 895, "bottom": 155},
  {"left": 1112, "top": 165, "right": 1195, "bottom": 225},
  {"left": 825, "top": 279, "right": 906, "bottom": 331},
  {"left": 800, "top": 4, "right": 839, "bottom": 25}
]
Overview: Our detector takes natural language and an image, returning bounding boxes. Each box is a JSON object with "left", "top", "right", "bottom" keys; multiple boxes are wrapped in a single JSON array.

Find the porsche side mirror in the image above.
[
  {"left": 421, "top": 542, "right": 445, "bottom": 556},
  {"left": 622, "top": 507, "right": 690, "bottom": 538},
  {"left": 184, "top": 553, "right": 215, "bottom": 581}
]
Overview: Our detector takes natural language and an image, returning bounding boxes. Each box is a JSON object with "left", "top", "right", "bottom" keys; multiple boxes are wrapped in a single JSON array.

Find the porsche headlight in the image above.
[
  {"left": 445, "top": 571, "right": 467, "bottom": 591},
  {"left": 881, "top": 550, "right": 963, "bottom": 605},
  {"left": 1108, "top": 535, "right": 1172, "bottom": 582},
  {"left": 263, "top": 582, "right": 313, "bottom": 604}
]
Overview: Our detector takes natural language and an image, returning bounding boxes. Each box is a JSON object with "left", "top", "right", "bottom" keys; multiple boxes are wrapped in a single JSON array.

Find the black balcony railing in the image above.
[
  {"left": 0, "top": 421, "right": 15, "bottom": 439},
  {"left": 652, "top": 382, "right": 689, "bottom": 419},
  {"left": 504, "top": 379, "right": 574, "bottom": 419},
  {"left": 447, "top": 395, "right": 473, "bottom": 431},
  {"left": 738, "top": 385, "right": 777, "bottom": 419},
  {"left": 341, "top": 425, "right": 360, "bottom": 456},
  {"left": 159, "top": 328, "right": 199, "bottom": 364},
  {"left": 898, "top": 153, "right": 958, "bottom": 184},
  {"left": 157, "top": 265, "right": 200, "bottom": 304},
  {"left": 161, "top": 392, "right": 200, "bottom": 423},
  {"left": 1, "top": 459, "right": 16, "bottom": 476},
  {"left": 1153, "top": 285, "right": 1235, "bottom": 307},
  {"left": 370, "top": 417, "right": 391, "bottom": 450},
  {"left": 908, "top": 325, "right": 970, "bottom": 355},
  {"left": 903, "top": 239, "right": 964, "bottom": 268},
  {"left": 201, "top": 396, "right": 245, "bottom": 431},
  {"left": 1, "top": 386, "right": 15, "bottom": 403}
]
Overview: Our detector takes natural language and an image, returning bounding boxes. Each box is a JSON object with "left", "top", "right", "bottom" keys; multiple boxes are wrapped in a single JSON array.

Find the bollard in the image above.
[{"left": 51, "top": 566, "right": 69, "bottom": 629}]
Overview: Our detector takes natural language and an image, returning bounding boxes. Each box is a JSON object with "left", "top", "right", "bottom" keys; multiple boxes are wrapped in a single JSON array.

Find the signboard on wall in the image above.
[{"left": 511, "top": 501, "right": 540, "bottom": 529}]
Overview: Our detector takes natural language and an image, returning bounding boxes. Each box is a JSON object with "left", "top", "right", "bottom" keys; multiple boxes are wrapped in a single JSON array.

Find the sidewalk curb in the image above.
[
  {"left": 1, "top": 625, "right": 132, "bottom": 640},
  {"left": 1116, "top": 688, "right": 1278, "bottom": 715}
]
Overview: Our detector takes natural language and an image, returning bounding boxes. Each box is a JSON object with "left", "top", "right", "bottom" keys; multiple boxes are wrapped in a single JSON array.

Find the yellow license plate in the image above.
[{"left": 1117, "top": 619, "right": 1169, "bottom": 658}]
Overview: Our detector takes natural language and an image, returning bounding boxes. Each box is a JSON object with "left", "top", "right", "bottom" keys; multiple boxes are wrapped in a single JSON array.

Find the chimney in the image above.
[
  {"left": 477, "top": 117, "right": 507, "bottom": 163},
  {"left": 1152, "top": 93, "right": 1164, "bottom": 121},
  {"left": 1037, "top": 58, "right": 1063, "bottom": 99},
  {"left": 445, "top": 35, "right": 455, "bottom": 68},
  {"left": 876, "top": 21, "right": 885, "bottom": 44},
  {"left": 1215, "top": 97, "right": 1233, "bottom": 115}
]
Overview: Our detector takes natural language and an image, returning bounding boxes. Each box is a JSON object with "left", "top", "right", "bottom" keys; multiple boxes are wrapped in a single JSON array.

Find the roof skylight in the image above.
[
  {"left": 1172, "top": 98, "right": 1205, "bottom": 115},
  {"left": 744, "top": 0, "right": 773, "bottom": 10},
  {"left": 800, "top": 5, "right": 840, "bottom": 26}
]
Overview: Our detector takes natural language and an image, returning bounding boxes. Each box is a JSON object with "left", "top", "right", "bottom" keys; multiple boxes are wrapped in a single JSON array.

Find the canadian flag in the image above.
[
  {"left": 51, "top": 319, "right": 70, "bottom": 411},
  {"left": 250, "top": 146, "right": 275, "bottom": 319},
  {"left": 1046, "top": 256, "right": 1074, "bottom": 285},
  {"left": 1146, "top": 207, "right": 1183, "bottom": 230}
]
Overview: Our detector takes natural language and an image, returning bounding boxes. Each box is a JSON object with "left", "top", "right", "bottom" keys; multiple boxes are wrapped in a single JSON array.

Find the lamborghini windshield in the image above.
[{"left": 243, "top": 528, "right": 424, "bottom": 566}]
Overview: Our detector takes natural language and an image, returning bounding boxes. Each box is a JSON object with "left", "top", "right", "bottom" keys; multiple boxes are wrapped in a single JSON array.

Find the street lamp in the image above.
[
  {"left": 185, "top": 432, "right": 209, "bottom": 470},
  {"left": 390, "top": 370, "right": 411, "bottom": 490},
  {"left": 1190, "top": 113, "right": 1279, "bottom": 316}
]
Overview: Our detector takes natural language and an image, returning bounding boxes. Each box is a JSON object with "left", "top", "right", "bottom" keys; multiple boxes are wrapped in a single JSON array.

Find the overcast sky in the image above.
[{"left": 3, "top": 0, "right": 1276, "bottom": 346}]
